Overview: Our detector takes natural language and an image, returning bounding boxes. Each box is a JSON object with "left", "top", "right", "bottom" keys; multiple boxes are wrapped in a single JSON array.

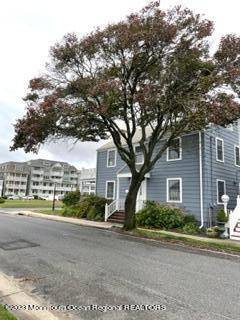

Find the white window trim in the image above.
[
  {"left": 107, "top": 149, "right": 116, "bottom": 168},
  {"left": 105, "top": 180, "right": 115, "bottom": 199},
  {"left": 134, "top": 145, "right": 144, "bottom": 165},
  {"left": 216, "top": 137, "right": 224, "bottom": 162},
  {"left": 166, "top": 177, "right": 182, "bottom": 203},
  {"left": 216, "top": 179, "right": 226, "bottom": 205},
  {"left": 167, "top": 138, "right": 182, "bottom": 162},
  {"left": 234, "top": 145, "right": 240, "bottom": 167}
]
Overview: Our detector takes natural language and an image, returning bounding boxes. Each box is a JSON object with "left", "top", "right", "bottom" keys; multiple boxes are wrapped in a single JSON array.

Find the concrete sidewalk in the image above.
[
  {"left": 0, "top": 273, "right": 60, "bottom": 320},
  {"left": 16, "top": 210, "right": 115, "bottom": 229}
]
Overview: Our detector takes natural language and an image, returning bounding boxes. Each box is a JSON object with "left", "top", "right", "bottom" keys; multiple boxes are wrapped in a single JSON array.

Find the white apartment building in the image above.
[
  {"left": 0, "top": 159, "right": 78, "bottom": 199},
  {"left": 78, "top": 168, "right": 96, "bottom": 195}
]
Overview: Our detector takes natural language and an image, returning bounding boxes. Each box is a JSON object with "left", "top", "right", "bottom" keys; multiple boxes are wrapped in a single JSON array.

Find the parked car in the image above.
[
  {"left": 22, "top": 195, "right": 35, "bottom": 200},
  {"left": 8, "top": 195, "right": 20, "bottom": 200}
]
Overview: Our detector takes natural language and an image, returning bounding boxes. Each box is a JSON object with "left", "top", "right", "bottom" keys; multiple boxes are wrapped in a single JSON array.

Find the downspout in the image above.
[{"left": 199, "top": 131, "right": 204, "bottom": 228}]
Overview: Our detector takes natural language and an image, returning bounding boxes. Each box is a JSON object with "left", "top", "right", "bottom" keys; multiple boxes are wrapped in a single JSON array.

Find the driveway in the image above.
[{"left": 0, "top": 212, "right": 239, "bottom": 320}]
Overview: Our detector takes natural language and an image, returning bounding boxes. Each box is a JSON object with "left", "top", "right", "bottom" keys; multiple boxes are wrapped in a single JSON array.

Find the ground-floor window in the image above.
[
  {"left": 167, "top": 178, "right": 182, "bottom": 203},
  {"left": 106, "top": 181, "right": 115, "bottom": 199},
  {"left": 217, "top": 179, "right": 226, "bottom": 204}
]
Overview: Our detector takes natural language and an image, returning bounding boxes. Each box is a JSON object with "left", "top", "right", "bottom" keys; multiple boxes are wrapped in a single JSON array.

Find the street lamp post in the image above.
[{"left": 52, "top": 182, "right": 56, "bottom": 211}]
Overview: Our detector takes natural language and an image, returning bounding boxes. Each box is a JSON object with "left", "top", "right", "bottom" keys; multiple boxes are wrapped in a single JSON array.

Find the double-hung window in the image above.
[
  {"left": 106, "top": 181, "right": 115, "bottom": 199},
  {"left": 107, "top": 149, "right": 116, "bottom": 167},
  {"left": 167, "top": 138, "right": 182, "bottom": 161},
  {"left": 217, "top": 180, "right": 226, "bottom": 204},
  {"left": 216, "top": 138, "right": 224, "bottom": 162},
  {"left": 167, "top": 178, "right": 182, "bottom": 203},
  {"left": 135, "top": 145, "right": 144, "bottom": 164},
  {"left": 235, "top": 145, "right": 240, "bottom": 167}
]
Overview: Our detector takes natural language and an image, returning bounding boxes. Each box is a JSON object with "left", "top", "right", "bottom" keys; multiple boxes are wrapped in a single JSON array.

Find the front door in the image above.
[{"left": 136, "top": 179, "right": 147, "bottom": 212}]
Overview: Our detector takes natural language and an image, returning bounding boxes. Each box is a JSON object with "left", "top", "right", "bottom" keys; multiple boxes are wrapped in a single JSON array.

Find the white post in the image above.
[
  {"left": 221, "top": 194, "right": 229, "bottom": 215},
  {"left": 105, "top": 203, "right": 108, "bottom": 222}
]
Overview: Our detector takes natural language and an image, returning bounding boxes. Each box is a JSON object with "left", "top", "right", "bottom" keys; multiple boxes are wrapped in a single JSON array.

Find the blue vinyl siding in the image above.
[
  {"left": 96, "top": 125, "right": 240, "bottom": 225},
  {"left": 146, "top": 133, "right": 201, "bottom": 221},
  {"left": 203, "top": 125, "right": 240, "bottom": 223}
]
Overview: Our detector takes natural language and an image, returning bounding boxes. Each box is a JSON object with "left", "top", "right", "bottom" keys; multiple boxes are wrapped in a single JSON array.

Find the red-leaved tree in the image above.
[{"left": 11, "top": 2, "right": 240, "bottom": 229}]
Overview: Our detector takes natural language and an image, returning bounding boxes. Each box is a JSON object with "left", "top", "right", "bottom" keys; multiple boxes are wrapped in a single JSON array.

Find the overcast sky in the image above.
[{"left": 0, "top": 0, "right": 239, "bottom": 169}]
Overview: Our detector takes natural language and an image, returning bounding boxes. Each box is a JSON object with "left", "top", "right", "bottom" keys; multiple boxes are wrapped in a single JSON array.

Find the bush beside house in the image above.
[
  {"left": 136, "top": 201, "right": 203, "bottom": 236},
  {"left": 62, "top": 194, "right": 109, "bottom": 222}
]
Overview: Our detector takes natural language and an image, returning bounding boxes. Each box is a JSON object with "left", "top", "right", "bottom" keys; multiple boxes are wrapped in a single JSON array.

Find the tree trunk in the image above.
[{"left": 123, "top": 176, "right": 143, "bottom": 230}]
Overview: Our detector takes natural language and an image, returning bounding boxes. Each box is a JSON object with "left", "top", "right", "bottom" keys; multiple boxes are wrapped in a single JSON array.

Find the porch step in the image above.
[
  {"left": 230, "top": 235, "right": 240, "bottom": 241},
  {"left": 231, "top": 231, "right": 240, "bottom": 237},
  {"left": 108, "top": 211, "right": 126, "bottom": 224}
]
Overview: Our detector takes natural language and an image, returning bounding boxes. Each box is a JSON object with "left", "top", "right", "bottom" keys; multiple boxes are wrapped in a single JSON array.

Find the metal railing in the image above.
[{"left": 104, "top": 199, "right": 146, "bottom": 222}]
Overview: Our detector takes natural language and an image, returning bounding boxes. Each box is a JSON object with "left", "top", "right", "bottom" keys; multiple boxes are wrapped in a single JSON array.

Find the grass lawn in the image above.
[
  {"left": 39, "top": 209, "right": 64, "bottom": 215},
  {"left": 123, "top": 228, "right": 240, "bottom": 254},
  {"left": 0, "top": 199, "right": 62, "bottom": 209},
  {"left": 0, "top": 305, "right": 17, "bottom": 320}
]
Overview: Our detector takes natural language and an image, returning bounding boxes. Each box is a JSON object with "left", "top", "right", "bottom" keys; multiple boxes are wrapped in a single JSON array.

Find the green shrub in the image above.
[
  {"left": 182, "top": 222, "right": 200, "bottom": 235},
  {"left": 62, "top": 190, "right": 81, "bottom": 207},
  {"left": 206, "top": 226, "right": 221, "bottom": 238},
  {"left": 62, "top": 205, "right": 79, "bottom": 217},
  {"left": 87, "top": 207, "right": 98, "bottom": 220},
  {"left": 216, "top": 209, "right": 228, "bottom": 223},
  {"left": 0, "top": 197, "right": 5, "bottom": 204},
  {"left": 136, "top": 201, "right": 184, "bottom": 229},
  {"left": 62, "top": 195, "right": 108, "bottom": 221},
  {"left": 183, "top": 214, "right": 198, "bottom": 225}
]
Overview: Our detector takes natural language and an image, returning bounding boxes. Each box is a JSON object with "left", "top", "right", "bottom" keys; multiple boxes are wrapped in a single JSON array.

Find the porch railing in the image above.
[
  {"left": 229, "top": 195, "right": 240, "bottom": 240},
  {"left": 104, "top": 199, "right": 146, "bottom": 222}
]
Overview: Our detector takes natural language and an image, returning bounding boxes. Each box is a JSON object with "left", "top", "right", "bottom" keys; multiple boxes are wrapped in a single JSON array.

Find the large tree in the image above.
[{"left": 11, "top": 1, "right": 240, "bottom": 229}]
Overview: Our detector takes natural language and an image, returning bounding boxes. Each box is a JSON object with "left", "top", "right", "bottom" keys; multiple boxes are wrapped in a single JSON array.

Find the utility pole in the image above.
[{"left": 52, "top": 182, "right": 56, "bottom": 211}]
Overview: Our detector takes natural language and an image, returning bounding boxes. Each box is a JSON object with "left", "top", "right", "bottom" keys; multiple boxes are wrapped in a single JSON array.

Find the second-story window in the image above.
[
  {"left": 216, "top": 138, "right": 224, "bottom": 162},
  {"left": 167, "top": 138, "right": 182, "bottom": 161},
  {"left": 107, "top": 149, "right": 116, "bottom": 167},
  {"left": 235, "top": 145, "right": 240, "bottom": 167},
  {"left": 135, "top": 145, "right": 144, "bottom": 164}
]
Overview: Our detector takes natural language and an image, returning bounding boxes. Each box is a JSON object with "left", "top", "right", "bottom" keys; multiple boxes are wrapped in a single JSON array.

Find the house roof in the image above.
[{"left": 97, "top": 127, "right": 153, "bottom": 151}]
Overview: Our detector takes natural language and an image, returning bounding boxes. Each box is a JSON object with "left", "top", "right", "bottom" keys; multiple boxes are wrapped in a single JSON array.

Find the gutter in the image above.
[{"left": 199, "top": 131, "right": 204, "bottom": 228}]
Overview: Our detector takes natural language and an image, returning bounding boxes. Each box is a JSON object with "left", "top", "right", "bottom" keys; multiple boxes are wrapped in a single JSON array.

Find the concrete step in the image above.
[
  {"left": 108, "top": 218, "right": 125, "bottom": 224},
  {"left": 230, "top": 235, "right": 240, "bottom": 241},
  {"left": 231, "top": 231, "right": 240, "bottom": 237}
]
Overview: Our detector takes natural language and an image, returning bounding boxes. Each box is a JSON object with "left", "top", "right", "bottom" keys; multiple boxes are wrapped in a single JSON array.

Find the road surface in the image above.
[{"left": 0, "top": 212, "right": 239, "bottom": 320}]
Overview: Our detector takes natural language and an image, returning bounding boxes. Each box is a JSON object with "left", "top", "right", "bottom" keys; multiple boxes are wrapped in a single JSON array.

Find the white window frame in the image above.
[
  {"left": 105, "top": 180, "right": 115, "bottom": 199},
  {"left": 167, "top": 138, "right": 182, "bottom": 162},
  {"left": 107, "top": 149, "right": 116, "bottom": 168},
  {"left": 216, "top": 179, "right": 226, "bottom": 205},
  {"left": 234, "top": 145, "right": 240, "bottom": 167},
  {"left": 216, "top": 137, "right": 224, "bottom": 162},
  {"left": 134, "top": 145, "right": 144, "bottom": 165},
  {"left": 166, "top": 177, "right": 182, "bottom": 203}
]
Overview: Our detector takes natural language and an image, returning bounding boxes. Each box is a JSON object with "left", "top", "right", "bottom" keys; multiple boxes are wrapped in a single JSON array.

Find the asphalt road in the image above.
[{"left": 0, "top": 213, "right": 239, "bottom": 320}]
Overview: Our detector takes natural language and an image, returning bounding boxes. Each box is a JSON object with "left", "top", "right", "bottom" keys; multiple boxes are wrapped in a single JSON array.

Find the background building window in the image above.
[
  {"left": 106, "top": 181, "right": 115, "bottom": 199},
  {"left": 167, "top": 178, "right": 182, "bottom": 202},
  {"left": 167, "top": 138, "right": 182, "bottom": 161},
  {"left": 135, "top": 145, "right": 144, "bottom": 164},
  {"left": 216, "top": 138, "right": 224, "bottom": 162},
  {"left": 217, "top": 180, "right": 226, "bottom": 204},
  {"left": 107, "top": 150, "right": 116, "bottom": 167}
]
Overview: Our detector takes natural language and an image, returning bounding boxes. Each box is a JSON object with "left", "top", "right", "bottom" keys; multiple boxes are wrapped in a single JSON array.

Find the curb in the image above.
[{"left": 0, "top": 272, "right": 61, "bottom": 320}]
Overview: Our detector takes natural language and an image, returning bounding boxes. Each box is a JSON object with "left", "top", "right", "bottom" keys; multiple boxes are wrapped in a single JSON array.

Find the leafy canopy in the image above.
[{"left": 11, "top": 1, "right": 240, "bottom": 175}]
